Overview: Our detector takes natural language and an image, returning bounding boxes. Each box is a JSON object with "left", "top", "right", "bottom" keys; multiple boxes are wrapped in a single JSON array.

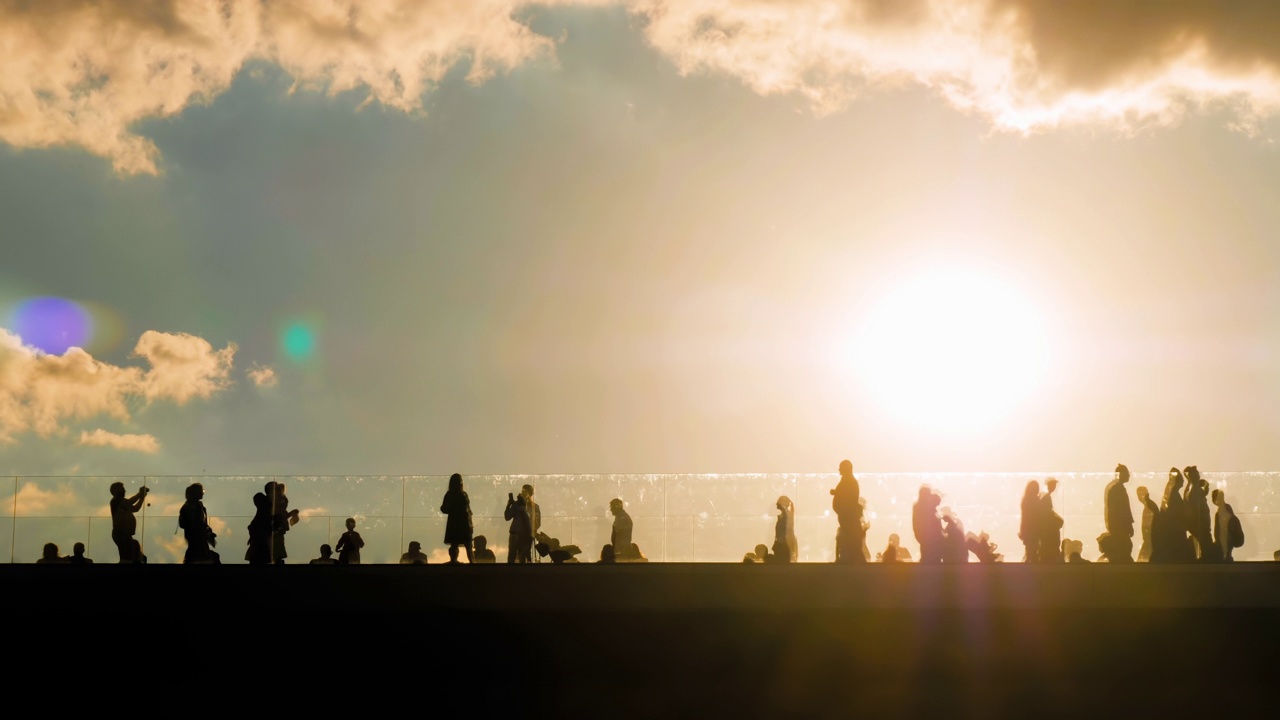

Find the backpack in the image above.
[{"left": 1228, "top": 513, "right": 1245, "bottom": 549}]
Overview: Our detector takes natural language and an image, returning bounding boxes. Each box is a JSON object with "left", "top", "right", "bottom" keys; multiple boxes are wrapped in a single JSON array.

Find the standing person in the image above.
[
  {"left": 1136, "top": 486, "right": 1156, "bottom": 561},
  {"left": 271, "top": 482, "right": 300, "bottom": 564},
  {"left": 1154, "top": 468, "right": 1191, "bottom": 563},
  {"left": 521, "top": 484, "right": 542, "bottom": 539},
  {"left": 912, "top": 486, "right": 944, "bottom": 563},
  {"left": 1184, "top": 466, "right": 1214, "bottom": 561},
  {"left": 609, "top": 498, "right": 633, "bottom": 559},
  {"left": 246, "top": 482, "right": 275, "bottom": 565},
  {"left": 335, "top": 518, "right": 364, "bottom": 565},
  {"left": 1019, "top": 480, "right": 1042, "bottom": 563},
  {"left": 109, "top": 481, "right": 148, "bottom": 564},
  {"left": 440, "top": 473, "right": 474, "bottom": 564},
  {"left": 772, "top": 496, "right": 797, "bottom": 563},
  {"left": 504, "top": 492, "right": 533, "bottom": 564},
  {"left": 830, "top": 460, "right": 863, "bottom": 564},
  {"left": 1104, "top": 464, "right": 1135, "bottom": 562},
  {"left": 1212, "top": 489, "right": 1242, "bottom": 562},
  {"left": 179, "top": 482, "right": 218, "bottom": 564},
  {"left": 1039, "top": 478, "right": 1063, "bottom": 563}
]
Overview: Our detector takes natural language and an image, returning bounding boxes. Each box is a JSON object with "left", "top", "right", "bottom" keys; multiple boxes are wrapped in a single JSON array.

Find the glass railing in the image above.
[{"left": 3, "top": 472, "right": 1276, "bottom": 563}]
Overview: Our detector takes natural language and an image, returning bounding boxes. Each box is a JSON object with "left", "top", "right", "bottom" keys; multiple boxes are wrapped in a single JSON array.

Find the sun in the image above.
[{"left": 849, "top": 265, "right": 1052, "bottom": 436}]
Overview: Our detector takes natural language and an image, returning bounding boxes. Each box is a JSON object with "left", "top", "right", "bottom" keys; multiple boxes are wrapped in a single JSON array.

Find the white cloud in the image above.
[
  {"left": 78, "top": 428, "right": 160, "bottom": 454},
  {"left": 248, "top": 364, "right": 279, "bottom": 388},
  {"left": 0, "top": 327, "right": 236, "bottom": 444}
]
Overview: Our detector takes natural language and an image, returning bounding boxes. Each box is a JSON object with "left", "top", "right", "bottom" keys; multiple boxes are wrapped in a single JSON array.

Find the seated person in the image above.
[
  {"left": 598, "top": 544, "right": 616, "bottom": 564},
  {"left": 36, "top": 543, "right": 65, "bottom": 564},
  {"left": 877, "top": 534, "right": 912, "bottom": 563},
  {"left": 535, "top": 531, "right": 583, "bottom": 564},
  {"left": 752, "top": 544, "right": 771, "bottom": 563},
  {"left": 1066, "top": 539, "right": 1090, "bottom": 563},
  {"left": 68, "top": 542, "right": 93, "bottom": 565},
  {"left": 310, "top": 544, "right": 337, "bottom": 564},
  {"left": 473, "top": 535, "right": 497, "bottom": 563},
  {"left": 617, "top": 542, "right": 648, "bottom": 563},
  {"left": 965, "top": 531, "right": 1002, "bottom": 563},
  {"left": 399, "top": 541, "right": 429, "bottom": 565}
]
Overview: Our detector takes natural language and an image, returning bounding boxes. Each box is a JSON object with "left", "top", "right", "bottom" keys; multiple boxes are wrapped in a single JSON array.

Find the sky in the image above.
[{"left": 3, "top": 0, "right": 1280, "bottom": 478}]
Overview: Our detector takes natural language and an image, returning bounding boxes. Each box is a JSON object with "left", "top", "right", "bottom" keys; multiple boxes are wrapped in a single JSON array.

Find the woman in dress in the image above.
[
  {"left": 440, "top": 473, "right": 474, "bottom": 564},
  {"left": 1019, "top": 480, "right": 1041, "bottom": 563},
  {"left": 772, "top": 495, "right": 797, "bottom": 563}
]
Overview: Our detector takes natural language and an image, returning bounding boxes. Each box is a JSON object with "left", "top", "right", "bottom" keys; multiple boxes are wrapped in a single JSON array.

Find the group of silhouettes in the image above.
[{"left": 30, "top": 463, "right": 1265, "bottom": 564}]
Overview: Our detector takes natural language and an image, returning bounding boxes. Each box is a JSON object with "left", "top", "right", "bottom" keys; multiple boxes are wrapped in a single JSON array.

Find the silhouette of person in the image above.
[
  {"left": 109, "top": 481, "right": 148, "bottom": 564},
  {"left": 179, "top": 482, "right": 218, "bottom": 564},
  {"left": 623, "top": 542, "right": 648, "bottom": 562},
  {"left": 521, "top": 483, "right": 542, "bottom": 543},
  {"left": 878, "top": 533, "right": 912, "bottom": 562},
  {"left": 913, "top": 486, "right": 944, "bottom": 563},
  {"left": 1019, "top": 480, "right": 1041, "bottom": 563},
  {"left": 941, "top": 510, "right": 969, "bottom": 563},
  {"left": 1038, "top": 478, "right": 1063, "bottom": 563},
  {"left": 68, "top": 542, "right": 92, "bottom": 565},
  {"left": 1104, "top": 464, "right": 1135, "bottom": 562},
  {"left": 1152, "top": 468, "right": 1192, "bottom": 563},
  {"left": 1212, "top": 489, "right": 1240, "bottom": 562},
  {"left": 310, "top": 544, "right": 337, "bottom": 564},
  {"left": 598, "top": 544, "right": 616, "bottom": 564},
  {"left": 1184, "top": 466, "right": 1214, "bottom": 561},
  {"left": 505, "top": 492, "right": 533, "bottom": 564},
  {"left": 1066, "top": 539, "right": 1089, "bottom": 563},
  {"left": 440, "top": 473, "right": 474, "bottom": 564},
  {"left": 860, "top": 497, "right": 872, "bottom": 562},
  {"left": 247, "top": 482, "right": 275, "bottom": 565},
  {"left": 609, "top": 498, "right": 634, "bottom": 560},
  {"left": 473, "top": 535, "right": 496, "bottom": 563},
  {"left": 400, "top": 541, "right": 429, "bottom": 565},
  {"left": 831, "top": 460, "right": 864, "bottom": 564},
  {"left": 772, "top": 496, "right": 797, "bottom": 563},
  {"left": 37, "top": 542, "right": 65, "bottom": 564},
  {"left": 966, "top": 531, "right": 1002, "bottom": 563},
  {"left": 270, "top": 482, "right": 300, "bottom": 564},
  {"left": 335, "top": 517, "right": 365, "bottom": 565},
  {"left": 1136, "top": 485, "right": 1156, "bottom": 562}
]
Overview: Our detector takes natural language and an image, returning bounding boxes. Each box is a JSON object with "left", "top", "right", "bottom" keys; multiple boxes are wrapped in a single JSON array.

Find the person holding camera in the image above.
[
  {"left": 179, "top": 482, "right": 219, "bottom": 564},
  {"left": 109, "top": 481, "right": 148, "bottom": 564},
  {"left": 505, "top": 491, "right": 533, "bottom": 563}
]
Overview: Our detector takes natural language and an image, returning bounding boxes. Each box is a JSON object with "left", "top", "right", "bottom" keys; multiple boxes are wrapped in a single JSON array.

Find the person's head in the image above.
[
  {"left": 345, "top": 517, "right": 356, "bottom": 531},
  {"left": 754, "top": 543, "right": 769, "bottom": 560},
  {"left": 185, "top": 483, "right": 204, "bottom": 502},
  {"left": 275, "top": 482, "right": 287, "bottom": 496},
  {"left": 1274, "top": 549, "right": 1280, "bottom": 562},
  {"left": 109, "top": 482, "right": 124, "bottom": 499},
  {"left": 1045, "top": 478, "right": 1059, "bottom": 494},
  {"left": 408, "top": 541, "right": 421, "bottom": 553},
  {"left": 73, "top": 542, "right": 86, "bottom": 557},
  {"left": 609, "top": 498, "right": 624, "bottom": 515},
  {"left": 1137, "top": 485, "right": 1150, "bottom": 502},
  {"left": 42, "top": 542, "right": 59, "bottom": 560},
  {"left": 600, "top": 544, "right": 615, "bottom": 562},
  {"left": 1115, "top": 464, "right": 1129, "bottom": 483},
  {"left": 1097, "top": 532, "right": 1113, "bottom": 557},
  {"left": 521, "top": 484, "right": 534, "bottom": 500},
  {"left": 319, "top": 544, "right": 332, "bottom": 558},
  {"left": 776, "top": 495, "right": 792, "bottom": 514},
  {"left": 917, "top": 485, "right": 932, "bottom": 503},
  {"left": 448, "top": 473, "right": 463, "bottom": 493},
  {"left": 888, "top": 533, "right": 900, "bottom": 548},
  {"left": 1212, "top": 489, "right": 1224, "bottom": 506},
  {"left": 1184, "top": 466, "right": 1200, "bottom": 484},
  {"left": 1167, "top": 468, "right": 1183, "bottom": 488},
  {"left": 474, "top": 535, "right": 488, "bottom": 551},
  {"left": 1023, "top": 480, "right": 1040, "bottom": 502},
  {"left": 839, "top": 459, "right": 853, "bottom": 478}
]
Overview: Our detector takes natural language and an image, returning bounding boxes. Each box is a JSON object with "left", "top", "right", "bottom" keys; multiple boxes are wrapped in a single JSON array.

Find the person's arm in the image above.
[
  {"left": 356, "top": 533, "right": 364, "bottom": 549},
  {"left": 336, "top": 535, "right": 347, "bottom": 552},
  {"left": 127, "top": 489, "right": 148, "bottom": 512}
]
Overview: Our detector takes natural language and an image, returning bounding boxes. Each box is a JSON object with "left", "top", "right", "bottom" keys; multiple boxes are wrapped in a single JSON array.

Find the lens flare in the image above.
[
  {"left": 11, "top": 296, "right": 93, "bottom": 355},
  {"left": 281, "top": 322, "right": 317, "bottom": 361}
]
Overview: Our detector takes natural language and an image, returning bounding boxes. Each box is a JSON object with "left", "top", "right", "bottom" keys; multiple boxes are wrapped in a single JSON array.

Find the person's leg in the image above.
[
  {"left": 464, "top": 541, "right": 474, "bottom": 563},
  {"left": 508, "top": 534, "right": 518, "bottom": 563}
]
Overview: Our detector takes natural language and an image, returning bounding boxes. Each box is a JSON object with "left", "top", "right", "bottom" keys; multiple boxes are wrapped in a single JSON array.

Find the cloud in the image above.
[
  {"left": 0, "top": 0, "right": 563, "bottom": 174},
  {"left": 248, "top": 364, "right": 278, "bottom": 388},
  {"left": 78, "top": 428, "right": 160, "bottom": 454},
  {"left": 0, "top": 327, "right": 236, "bottom": 443},
  {"left": 629, "top": 0, "right": 1280, "bottom": 132}
]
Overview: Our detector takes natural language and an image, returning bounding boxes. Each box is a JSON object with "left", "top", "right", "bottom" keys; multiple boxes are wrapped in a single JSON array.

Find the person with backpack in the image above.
[{"left": 1212, "top": 489, "right": 1244, "bottom": 562}]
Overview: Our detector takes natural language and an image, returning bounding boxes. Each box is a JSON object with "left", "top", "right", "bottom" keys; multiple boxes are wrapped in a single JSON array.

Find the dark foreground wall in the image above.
[{"left": 9, "top": 564, "right": 1280, "bottom": 716}]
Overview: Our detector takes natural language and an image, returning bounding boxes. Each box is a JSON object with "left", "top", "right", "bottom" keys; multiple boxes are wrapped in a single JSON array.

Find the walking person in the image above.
[
  {"left": 1104, "top": 464, "right": 1135, "bottom": 562},
  {"left": 179, "top": 482, "right": 218, "bottom": 564},
  {"left": 1019, "top": 480, "right": 1041, "bottom": 563},
  {"left": 831, "top": 460, "right": 864, "bottom": 564},
  {"left": 772, "top": 496, "right": 797, "bottom": 563}
]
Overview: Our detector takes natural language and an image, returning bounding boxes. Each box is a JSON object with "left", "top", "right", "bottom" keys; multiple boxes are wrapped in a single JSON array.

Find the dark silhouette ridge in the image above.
[
  {"left": 1019, "top": 480, "right": 1041, "bottom": 562},
  {"left": 831, "top": 459, "right": 864, "bottom": 564},
  {"left": 1104, "top": 464, "right": 1135, "bottom": 562},
  {"left": 399, "top": 541, "right": 429, "bottom": 564},
  {"left": 310, "top": 544, "right": 337, "bottom": 564},
  {"left": 440, "top": 473, "right": 474, "bottom": 564},
  {"left": 68, "top": 542, "right": 92, "bottom": 565},
  {"left": 772, "top": 495, "right": 796, "bottom": 563},
  {"left": 472, "top": 535, "right": 496, "bottom": 563},
  {"left": 179, "top": 482, "right": 219, "bottom": 564},
  {"left": 109, "top": 481, "right": 148, "bottom": 564},
  {"left": 36, "top": 542, "right": 65, "bottom": 564},
  {"left": 505, "top": 492, "right": 533, "bottom": 563},
  {"left": 335, "top": 517, "right": 365, "bottom": 565},
  {"left": 913, "top": 485, "right": 944, "bottom": 563},
  {"left": 1038, "top": 478, "right": 1063, "bottom": 563}
]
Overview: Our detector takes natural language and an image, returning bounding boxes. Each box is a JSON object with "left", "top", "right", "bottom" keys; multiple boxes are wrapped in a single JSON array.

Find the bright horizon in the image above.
[{"left": 3, "top": 1, "right": 1280, "bottom": 478}]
